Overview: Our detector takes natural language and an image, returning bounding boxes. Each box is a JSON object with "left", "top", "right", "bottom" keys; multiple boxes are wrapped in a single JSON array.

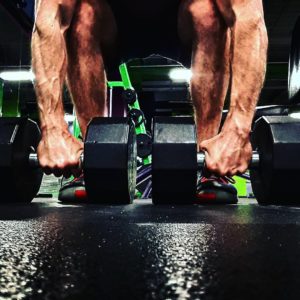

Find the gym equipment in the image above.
[
  {"left": 136, "top": 133, "right": 152, "bottom": 159},
  {"left": 84, "top": 117, "right": 137, "bottom": 204},
  {"left": 152, "top": 117, "right": 197, "bottom": 204},
  {"left": 152, "top": 116, "right": 300, "bottom": 205},
  {"left": 0, "top": 117, "right": 43, "bottom": 202},
  {"left": 250, "top": 116, "right": 300, "bottom": 205},
  {"left": 0, "top": 117, "right": 136, "bottom": 204},
  {"left": 123, "top": 89, "right": 137, "bottom": 105},
  {"left": 289, "top": 16, "right": 300, "bottom": 103},
  {"left": 108, "top": 63, "right": 152, "bottom": 198}
]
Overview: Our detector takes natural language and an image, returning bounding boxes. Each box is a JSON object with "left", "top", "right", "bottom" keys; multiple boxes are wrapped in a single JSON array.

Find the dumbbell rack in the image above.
[{"left": 107, "top": 63, "right": 152, "bottom": 199}]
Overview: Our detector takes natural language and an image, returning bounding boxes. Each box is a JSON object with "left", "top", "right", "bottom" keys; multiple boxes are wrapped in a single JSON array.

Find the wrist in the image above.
[
  {"left": 222, "top": 112, "right": 252, "bottom": 138},
  {"left": 40, "top": 118, "right": 69, "bottom": 136}
]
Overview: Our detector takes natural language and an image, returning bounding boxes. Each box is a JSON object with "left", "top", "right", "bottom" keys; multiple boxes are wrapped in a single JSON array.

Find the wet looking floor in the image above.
[
  {"left": 0, "top": 177, "right": 300, "bottom": 299},
  {"left": 0, "top": 199, "right": 300, "bottom": 300}
]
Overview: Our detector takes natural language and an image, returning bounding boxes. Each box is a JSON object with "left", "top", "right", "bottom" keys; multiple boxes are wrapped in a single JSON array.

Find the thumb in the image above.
[{"left": 199, "top": 140, "right": 209, "bottom": 152}]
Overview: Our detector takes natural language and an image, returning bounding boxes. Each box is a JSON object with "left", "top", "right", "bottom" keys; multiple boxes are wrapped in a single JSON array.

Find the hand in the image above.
[
  {"left": 37, "top": 127, "right": 84, "bottom": 178},
  {"left": 200, "top": 130, "right": 252, "bottom": 177}
]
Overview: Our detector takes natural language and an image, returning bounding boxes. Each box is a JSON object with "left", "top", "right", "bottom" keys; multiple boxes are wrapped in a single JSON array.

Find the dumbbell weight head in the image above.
[
  {"left": 0, "top": 118, "right": 43, "bottom": 203},
  {"left": 250, "top": 116, "right": 300, "bottom": 205},
  {"left": 84, "top": 117, "right": 137, "bottom": 204},
  {"left": 152, "top": 117, "right": 198, "bottom": 204}
]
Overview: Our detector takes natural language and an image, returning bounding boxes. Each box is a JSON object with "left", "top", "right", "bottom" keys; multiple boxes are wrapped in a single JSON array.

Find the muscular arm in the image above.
[
  {"left": 32, "top": 0, "right": 82, "bottom": 177},
  {"left": 200, "top": 0, "right": 268, "bottom": 176},
  {"left": 32, "top": 2, "right": 67, "bottom": 130},
  {"left": 221, "top": 0, "right": 268, "bottom": 133}
]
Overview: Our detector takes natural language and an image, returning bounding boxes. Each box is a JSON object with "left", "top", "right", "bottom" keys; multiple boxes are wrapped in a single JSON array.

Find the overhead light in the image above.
[
  {"left": 64, "top": 114, "right": 76, "bottom": 123},
  {"left": 289, "top": 112, "right": 300, "bottom": 119},
  {"left": 169, "top": 68, "right": 192, "bottom": 82},
  {"left": 0, "top": 70, "right": 35, "bottom": 82}
]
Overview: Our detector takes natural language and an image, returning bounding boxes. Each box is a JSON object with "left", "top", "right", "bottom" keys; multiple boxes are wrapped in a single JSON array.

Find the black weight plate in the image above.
[
  {"left": 250, "top": 116, "right": 300, "bottom": 205},
  {"left": 152, "top": 117, "right": 197, "bottom": 204},
  {"left": 84, "top": 117, "right": 137, "bottom": 204},
  {"left": 0, "top": 118, "right": 43, "bottom": 203}
]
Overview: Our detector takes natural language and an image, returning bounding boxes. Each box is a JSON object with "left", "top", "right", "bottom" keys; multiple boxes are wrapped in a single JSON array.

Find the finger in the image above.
[
  {"left": 43, "top": 167, "right": 52, "bottom": 176},
  {"left": 63, "top": 169, "right": 72, "bottom": 179},
  {"left": 53, "top": 168, "right": 63, "bottom": 178},
  {"left": 228, "top": 170, "right": 237, "bottom": 177},
  {"left": 199, "top": 141, "right": 208, "bottom": 151},
  {"left": 238, "top": 165, "right": 249, "bottom": 175}
]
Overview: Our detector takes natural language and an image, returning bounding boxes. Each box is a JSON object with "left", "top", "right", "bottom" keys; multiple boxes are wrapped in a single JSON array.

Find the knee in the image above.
[
  {"left": 72, "top": 3, "right": 96, "bottom": 39},
  {"left": 71, "top": 0, "right": 106, "bottom": 42},
  {"left": 187, "top": 0, "right": 222, "bottom": 34}
]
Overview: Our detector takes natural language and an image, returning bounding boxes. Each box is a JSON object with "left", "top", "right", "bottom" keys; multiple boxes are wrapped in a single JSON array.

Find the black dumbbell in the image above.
[
  {"left": 0, "top": 118, "right": 43, "bottom": 203},
  {"left": 152, "top": 116, "right": 300, "bottom": 205},
  {"left": 0, "top": 117, "right": 137, "bottom": 204}
]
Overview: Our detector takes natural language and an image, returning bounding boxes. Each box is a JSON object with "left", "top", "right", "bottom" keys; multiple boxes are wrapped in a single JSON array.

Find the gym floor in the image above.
[{"left": 0, "top": 176, "right": 299, "bottom": 300}]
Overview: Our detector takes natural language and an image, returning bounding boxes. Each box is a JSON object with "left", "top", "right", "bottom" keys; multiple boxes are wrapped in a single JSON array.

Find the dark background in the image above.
[{"left": 0, "top": 0, "right": 299, "bottom": 105}]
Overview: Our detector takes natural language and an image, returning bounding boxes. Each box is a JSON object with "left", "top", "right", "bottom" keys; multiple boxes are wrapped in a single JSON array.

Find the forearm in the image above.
[
  {"left": 31, "top": 23, "right": 68, "bottom": 132},
  {"left": 222, "top": 13, "right": 268, "bottom": 135}
]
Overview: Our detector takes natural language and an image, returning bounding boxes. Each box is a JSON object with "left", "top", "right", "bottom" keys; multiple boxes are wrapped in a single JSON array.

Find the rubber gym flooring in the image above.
[{"left": 0, "top": 175, "right": 300, "bottom": 300}]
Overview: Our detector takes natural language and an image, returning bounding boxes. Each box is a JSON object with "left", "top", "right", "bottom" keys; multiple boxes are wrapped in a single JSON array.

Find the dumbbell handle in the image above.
[
  {"left": 197, "top": 151, "right": 260, "bottom": 169},
  {"left": 29, "top": 153, "right": 84, "bottom": 168},
  {"left": 29, "top": 151, "right": 260, "bottom": 169}
]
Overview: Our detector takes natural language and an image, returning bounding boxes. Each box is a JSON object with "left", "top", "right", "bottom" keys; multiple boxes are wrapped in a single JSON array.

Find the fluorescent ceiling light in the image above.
[
  {"left": 0, "top": 70, "right": 35, "bottom": 82},
  {"left": 169, "top": 68, "right": 192, "bottom": 82}
]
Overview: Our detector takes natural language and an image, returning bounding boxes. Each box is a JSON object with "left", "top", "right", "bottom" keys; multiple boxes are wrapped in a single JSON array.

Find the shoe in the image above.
[
  {"left": 196, "top": 172, "right": 238, "bottom": 204},
  {"left": 58, "top": 173, "right": 87, "bottom": 203}
]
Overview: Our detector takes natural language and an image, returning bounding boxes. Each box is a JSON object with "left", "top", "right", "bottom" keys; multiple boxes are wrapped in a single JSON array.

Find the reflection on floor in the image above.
[{"left": 0, "top": 175, "right": 299, "bottom": 299}]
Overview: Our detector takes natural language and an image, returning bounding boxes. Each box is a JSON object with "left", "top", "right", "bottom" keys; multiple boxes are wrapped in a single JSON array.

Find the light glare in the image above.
[
  {"left": 0, "top": 70, "right": 35, "bottom": 82},
  {"left": 169, "top": 68, "right": 192, "bottom": 82},
  {"left": 289, "top": 112, "right": 300, "bottom": 119}
]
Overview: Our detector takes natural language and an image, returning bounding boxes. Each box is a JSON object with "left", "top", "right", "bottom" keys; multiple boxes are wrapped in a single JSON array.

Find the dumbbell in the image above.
[
  {"left": 152, "top": 116, "right": 300, "bottom": 205},
  {"left": 0, "top": 117, "right": 137, "bottom": 204}
]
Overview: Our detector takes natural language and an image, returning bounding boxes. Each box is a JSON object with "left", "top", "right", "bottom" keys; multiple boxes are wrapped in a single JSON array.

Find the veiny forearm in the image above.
[
  {"left": 31, "top": 22, "right": 68, "bottom": 132},
  {"left": 223, "top": 13, "right": 268, "bottom": 134}
]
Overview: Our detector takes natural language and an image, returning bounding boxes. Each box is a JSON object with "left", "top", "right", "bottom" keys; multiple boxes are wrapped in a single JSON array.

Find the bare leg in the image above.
[{"left": 66, "top": 0, "right": 117, "bottom": 138}]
